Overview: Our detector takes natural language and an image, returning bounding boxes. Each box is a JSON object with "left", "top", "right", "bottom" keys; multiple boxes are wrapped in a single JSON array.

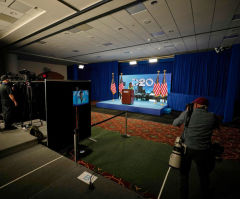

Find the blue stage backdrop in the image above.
[{"left": 120, "top": 73, "right": 171, "bottom": 95}]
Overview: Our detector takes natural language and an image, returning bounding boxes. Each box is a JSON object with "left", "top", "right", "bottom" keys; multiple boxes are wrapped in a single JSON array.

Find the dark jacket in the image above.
[{"left": 173, "top": 108, "right": 218, "bottom": 150}]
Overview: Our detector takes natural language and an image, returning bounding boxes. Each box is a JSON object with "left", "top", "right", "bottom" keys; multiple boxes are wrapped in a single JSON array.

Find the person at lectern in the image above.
[
  {"left": 172, "top": 97, "right": 219, "bottom": 199},
  {"left": 80, "top": 91, "right": 83, "bottom": 103},
  {"left": 128, "top": 82, "right": 134, "bottom": 90},
  {"left": 0, "top": 75, "right": 18, "bottom": 130}
]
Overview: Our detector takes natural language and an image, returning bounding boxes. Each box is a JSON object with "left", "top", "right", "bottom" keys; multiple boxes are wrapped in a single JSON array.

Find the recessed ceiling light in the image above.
[
  {"left": 129, "top": 60, "right": 137, "bottom": 65},
  {"left": 78, "top": 65, "right": 84, "bottom": 69},
  {"left": 158, "top": 47, "right": 161, "bottom": 50},
  {"left": 149, "top": 58, "right": 158, "bottom": 63}
]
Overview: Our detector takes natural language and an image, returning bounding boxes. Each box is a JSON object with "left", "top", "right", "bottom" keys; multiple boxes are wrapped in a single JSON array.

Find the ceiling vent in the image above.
[
  {"left": 69, "top": 24, "right": 93, "bottom": 33},
  {"left": 102, "top": 42, "right": 113, "bottom": 46},
  {"left": 126, "top": 3, "right": 146, "bottom": 15},
  {"left": 9, "top": 0, "right": 32, "bottom": 13},
  {"left": 232, "top": 14, "right": 240, "bottom": 21},
  {"left": 151, "top": 31, "right": 165, "bottom": 37},
  {"left": 0, "top": 13, "right": 17, "bottom": 23}
]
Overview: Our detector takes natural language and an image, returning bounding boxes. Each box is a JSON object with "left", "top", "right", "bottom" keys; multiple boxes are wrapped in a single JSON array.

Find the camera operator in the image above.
[
  {"left": 172, "top": 97, "right": 219, "bottom": 199},
  {"left": 0, "top": 75, "right": 18, "bottom": 130}
]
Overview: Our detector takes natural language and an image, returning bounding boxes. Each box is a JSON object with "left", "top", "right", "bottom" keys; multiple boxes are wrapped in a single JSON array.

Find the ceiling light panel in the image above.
[
  {"left": 126, "top": 2, "right": 146, "bottom": 15},
  {"left": 2, "top": 7, "right": 24, "bottom": 19},
  {"left": 143, "top": 0, "right": 180, "bottom": 39},
  {"left": 69, "top": 24, "right": 93, "bottom": 33},
  {"left": 63, "top": 0, "right": 103, "bottom": 11},
  {"left": 0, "top": 6, "right": 46, "bottom": 39},
  {"left": 0, "top": 13, "right": 17, "bottom": 23},
  {"left": 9, "top": 0, "right": 32, "bottom": 13}
]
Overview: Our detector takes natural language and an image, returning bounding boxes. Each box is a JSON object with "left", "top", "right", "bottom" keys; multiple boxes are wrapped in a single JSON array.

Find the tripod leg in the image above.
[{"left": 157, "top": 167, "right": 171, "bottom": 199}]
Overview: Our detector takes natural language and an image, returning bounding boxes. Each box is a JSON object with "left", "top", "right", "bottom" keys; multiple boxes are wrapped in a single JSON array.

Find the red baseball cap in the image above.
[{"left": 192, "top": 97, "right": 208, "bottom": 106}]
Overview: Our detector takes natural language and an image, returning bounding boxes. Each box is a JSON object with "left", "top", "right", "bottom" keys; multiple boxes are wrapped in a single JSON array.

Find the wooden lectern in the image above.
[{"left": 122, "top": 89, "right": 134, "bottom": 105}]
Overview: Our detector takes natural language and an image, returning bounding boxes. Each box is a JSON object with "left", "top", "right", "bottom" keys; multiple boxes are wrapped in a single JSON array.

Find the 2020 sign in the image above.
[{"left": 132, "top": 78, "right": 154, "bottom": 87}]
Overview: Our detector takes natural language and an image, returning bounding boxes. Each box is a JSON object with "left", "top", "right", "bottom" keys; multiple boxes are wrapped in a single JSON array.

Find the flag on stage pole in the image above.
[
  {"left": 161, "top": 70, "right": 168, "bottom": 97},
  {"left": 153, "top": 70, "right": 161, "bottom": 97},
  {"left": 119, "top": 73, "right": 124, "bottom": 94},
  {"left": 111, "top": 73, "right": 116, "bottom": 95}
]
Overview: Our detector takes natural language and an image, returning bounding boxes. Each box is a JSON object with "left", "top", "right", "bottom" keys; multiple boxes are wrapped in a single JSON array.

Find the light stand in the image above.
[
  {"left": 74, "top": 106, "right": 88, "bottom": 163},
  {"left": 121, "top": 111, "right": 130, "bottom": 138}
]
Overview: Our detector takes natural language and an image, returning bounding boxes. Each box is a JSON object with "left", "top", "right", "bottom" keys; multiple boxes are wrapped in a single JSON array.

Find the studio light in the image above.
[
  {"left": 78, "top": 65, "right": 84, "bottom": 69},
  {"left": 129, "top": 60, "right": 137, "bottom": 65},
  {"left": 149, "top": 58, "right": 158, "bottom": 63}
]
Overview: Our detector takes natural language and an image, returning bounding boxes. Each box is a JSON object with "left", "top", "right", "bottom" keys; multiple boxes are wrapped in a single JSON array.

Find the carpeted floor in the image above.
[
  {"left": 67, "top": 107, "right": 240, "bottom": 199},
  {"left": 75, "top": 126, "right": 240, "bottom": 199},
  {"left": 91, "top": 112, "right": 240, "bottom": 160}
]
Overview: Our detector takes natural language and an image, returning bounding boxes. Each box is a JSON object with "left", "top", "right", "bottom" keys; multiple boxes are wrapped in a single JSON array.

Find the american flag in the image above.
[
  {"left": 111, "top": 73, "right": 116, "bottom": 95},
  {"left": 111, "top": 82, "right": 116, "bottom": 94},
  {"left": 160, "top": 71, "right": 168, "bottom": 97},
  {"left": 119, "top": 75, "right": 124, "bottom": 93},
  {"left": 153, "top": 75, "right": 161, "bottom": 97},
  {"left": 161, "top": 83, "right": 168, "bottom": 97}
]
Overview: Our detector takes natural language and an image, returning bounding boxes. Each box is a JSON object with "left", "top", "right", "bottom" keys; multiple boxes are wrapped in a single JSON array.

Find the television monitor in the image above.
[{"left": 73, "top": 90, "right": 89, "bottom": 106}]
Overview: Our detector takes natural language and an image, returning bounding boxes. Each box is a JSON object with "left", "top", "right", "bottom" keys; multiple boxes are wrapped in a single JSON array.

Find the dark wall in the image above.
[{"left": 68, "top": 61, "right": 118, "bottom": 101}]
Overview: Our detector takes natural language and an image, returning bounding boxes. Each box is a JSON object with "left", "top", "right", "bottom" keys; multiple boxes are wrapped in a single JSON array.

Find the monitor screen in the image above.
[{"left": 73, "top": 90, "right": 89, "bottom": 106}]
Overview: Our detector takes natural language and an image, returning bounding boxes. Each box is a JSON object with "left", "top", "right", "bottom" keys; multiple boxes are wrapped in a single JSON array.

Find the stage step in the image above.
[{"left": 0, "top": 128, "right": 38, "bottom": 158}]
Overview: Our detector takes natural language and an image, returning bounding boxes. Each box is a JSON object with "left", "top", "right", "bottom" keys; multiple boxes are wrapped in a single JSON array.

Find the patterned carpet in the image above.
[
  {"left": 69, "top": 111, "right": 240, "bottom": 198},
  {"left": 91, "top": 112, "right": 240, "bottom": 160}
]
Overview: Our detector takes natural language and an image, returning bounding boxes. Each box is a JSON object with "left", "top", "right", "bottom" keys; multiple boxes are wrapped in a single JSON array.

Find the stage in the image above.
[{"left": 96, "top": 99, "right": 168, "bottom": 116}]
